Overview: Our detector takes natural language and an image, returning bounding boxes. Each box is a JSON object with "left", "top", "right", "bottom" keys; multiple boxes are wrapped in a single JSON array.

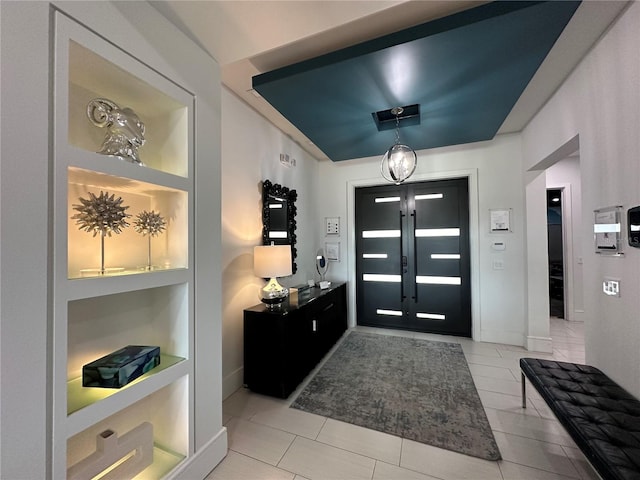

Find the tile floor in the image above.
[{"left": 207, "top": 318, "right": 595, "bottom": 480}]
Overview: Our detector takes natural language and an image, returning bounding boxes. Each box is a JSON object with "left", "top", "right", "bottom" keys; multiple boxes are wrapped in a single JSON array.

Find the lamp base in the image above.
[{"left": 260, "top": 277, "right": 289, "bottom": 304}]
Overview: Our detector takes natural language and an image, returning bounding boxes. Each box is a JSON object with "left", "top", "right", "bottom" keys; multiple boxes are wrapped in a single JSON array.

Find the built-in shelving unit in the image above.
[{"left": 52, "top": 12, "right": 197, "bottom": 479}]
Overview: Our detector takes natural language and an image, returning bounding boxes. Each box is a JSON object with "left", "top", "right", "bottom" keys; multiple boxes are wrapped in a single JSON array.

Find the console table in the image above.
[{"left": 244, "top": 283, "right": 347, "bottom": 398}]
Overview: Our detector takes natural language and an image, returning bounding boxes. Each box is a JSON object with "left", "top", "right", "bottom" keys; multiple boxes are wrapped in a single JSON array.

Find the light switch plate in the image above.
[
  {"left": 325, "top": 217, "right": 339, "bottom": 235},
  {"left": 603, "top": 278, "right": 621, "bottom": 297}
]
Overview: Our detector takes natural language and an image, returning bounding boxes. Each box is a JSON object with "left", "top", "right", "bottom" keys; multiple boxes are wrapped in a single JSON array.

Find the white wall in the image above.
[
  {"left": 546, "top": 156, "right": 584, "bottom": 321},
  {"left": 523, "top": 2, "right": 640, "bottom": 396},
  {"left": 315, "top": 134, "right": 530, "bottom": 347},
  {"left": 221, "top": 88, "right": 319, "bottom": 398},
  {"left": 1, "top": 3, "right": 50, "bottom": 477}
]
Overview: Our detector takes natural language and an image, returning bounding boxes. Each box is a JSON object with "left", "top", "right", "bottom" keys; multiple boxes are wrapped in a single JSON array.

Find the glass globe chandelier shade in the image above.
[
  {"left": 380, "top": 143, "right": 417, "bottom": 185},
  {"left": 380, "top": 106, "right": 417, "bottom": 185}
]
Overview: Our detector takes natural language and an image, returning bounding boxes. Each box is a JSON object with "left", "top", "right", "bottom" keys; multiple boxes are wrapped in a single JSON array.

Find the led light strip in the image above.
[
  {"left": 375, "top": 196, "right": 401, "bottom": 203},
  {"left": 430, "top": 254, "right": 460, "bottom": 259},
  {"left": 363, "top": 253, "right": 388, "bottom": 259},
  {"left": 377, "top": 309, "right": 403, "bottom": 316}
]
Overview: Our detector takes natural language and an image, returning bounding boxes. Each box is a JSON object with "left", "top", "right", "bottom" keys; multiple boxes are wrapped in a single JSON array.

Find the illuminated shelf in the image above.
[
  {"left": 66, "top": 269, "right": 189, "bottom": 301},
  {"left": 68, "top": 354, "right": 185, "bottom": 415},
  {"left": 133, "top": 446, "right": 185, "bottom": 480},
  {"left": 67, "top": 356, "right": 189, "bottom": 438},
  {"left": 63, "top": 148, "right": 190, "bottom": 191},
  {"left": 67, "top": 40, "right": 191, "bottom": 178},
  {"left": 66, "top": 165, "right": 190, "bottom": 279}
]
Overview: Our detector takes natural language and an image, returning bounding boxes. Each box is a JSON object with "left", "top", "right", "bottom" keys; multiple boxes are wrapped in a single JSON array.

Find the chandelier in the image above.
[{"left": 380, "top": 107, "right": 417, "bottom": 185}]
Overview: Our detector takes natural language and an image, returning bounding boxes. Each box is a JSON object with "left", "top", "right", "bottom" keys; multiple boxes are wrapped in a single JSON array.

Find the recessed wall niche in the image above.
[
  {"left": 67, "top": 167, "right": 188, "bottom": 279},
  {"left": 67, "top": 41, "right": 190, "bottom": 177}
]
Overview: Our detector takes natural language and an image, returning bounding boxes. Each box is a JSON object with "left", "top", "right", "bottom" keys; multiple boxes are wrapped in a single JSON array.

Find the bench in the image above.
[{"left": 520, "top": 358, "right": 640, "bottom": 480}]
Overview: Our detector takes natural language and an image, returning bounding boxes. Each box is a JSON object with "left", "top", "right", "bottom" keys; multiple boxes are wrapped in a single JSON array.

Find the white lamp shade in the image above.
[{"left": 254, "top": 245, "right": 292, "bottom": 278}]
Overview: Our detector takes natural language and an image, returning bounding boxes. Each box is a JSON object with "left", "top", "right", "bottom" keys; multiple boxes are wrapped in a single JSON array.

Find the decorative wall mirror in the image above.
[{"left": 262, "top": 180, "right": 297, "bottom": 273}]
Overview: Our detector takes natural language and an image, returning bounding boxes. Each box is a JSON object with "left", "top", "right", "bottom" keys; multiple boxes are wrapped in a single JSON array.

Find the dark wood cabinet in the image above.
[{"left": 243, "top": 283, "right": 347, "bottom": 398}]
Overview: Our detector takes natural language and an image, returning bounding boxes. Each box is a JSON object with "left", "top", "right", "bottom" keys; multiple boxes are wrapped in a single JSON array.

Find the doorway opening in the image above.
[{"left": 547, "top": 188, "right": 564, "bottom": 318}]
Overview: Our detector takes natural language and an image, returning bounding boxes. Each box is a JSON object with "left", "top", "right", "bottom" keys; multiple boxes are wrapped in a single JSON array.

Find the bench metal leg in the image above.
[{"left": 521, "top": 372, "right": 527, "bottom": 408}]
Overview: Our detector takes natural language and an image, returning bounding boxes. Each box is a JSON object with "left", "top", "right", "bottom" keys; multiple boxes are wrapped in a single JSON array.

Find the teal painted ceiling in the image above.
[{"left": 252, "top": 1, "right": 580, "bottom": 162}]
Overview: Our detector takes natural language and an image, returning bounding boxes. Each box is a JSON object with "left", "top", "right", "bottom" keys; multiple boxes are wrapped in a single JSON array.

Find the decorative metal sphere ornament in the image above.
[
  {"left": 134, "top": 210, "right": 167, "bottom": 270},
  {"left": 134, "top": 210, "right": 166, "bottom": 237},
  {"left": 71, "top": 191, "right": 131, "bottom": 274},
  {"left": 72, "top": 191, "right": 131, "bottom": 237}
]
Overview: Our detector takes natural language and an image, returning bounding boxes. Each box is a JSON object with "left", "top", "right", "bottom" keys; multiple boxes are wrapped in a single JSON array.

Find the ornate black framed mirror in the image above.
[{"left": 262, "top": 180, "right": 297, "bottom": 273}]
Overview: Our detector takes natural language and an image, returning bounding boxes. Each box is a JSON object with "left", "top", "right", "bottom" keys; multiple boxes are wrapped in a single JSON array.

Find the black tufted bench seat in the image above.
[{"left": 520, "top": 358, "right": 640, "bottom": 480}]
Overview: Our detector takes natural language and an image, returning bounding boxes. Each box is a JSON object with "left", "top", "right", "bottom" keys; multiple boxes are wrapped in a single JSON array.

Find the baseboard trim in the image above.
[
  {"left": 172, "top": 426, "right": 227, "bottom": 479},
  {"left": 480, "top": 329, "right": 524, "bottom": 347},
  {"left": 223, "top": 366, "right": 244, "bottom": 400},
  {"left": 567, "top": 310, "right": 585, "bottom": 322},
  {"left": 527, "top": 335, "right": 553, "bottom": 353}
]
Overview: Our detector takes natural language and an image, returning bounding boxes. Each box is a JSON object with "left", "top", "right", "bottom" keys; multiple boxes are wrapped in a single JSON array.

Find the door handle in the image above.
[
  {"left": 399, "top": 210, "right": 406, "bottom": 301},
  {"left": 411, "top": 209, "right": 418, "bottom": 302}
]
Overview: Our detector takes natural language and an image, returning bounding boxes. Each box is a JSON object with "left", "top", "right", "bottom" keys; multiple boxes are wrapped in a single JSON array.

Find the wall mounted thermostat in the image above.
[{"left": 325, "top": 217, "right": 340, "bottom": 235}]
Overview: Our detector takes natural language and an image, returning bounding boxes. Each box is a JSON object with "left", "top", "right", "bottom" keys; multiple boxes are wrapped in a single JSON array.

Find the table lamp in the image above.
[{"left": 254, "top": 244, "right": 292, "bottom": 304}]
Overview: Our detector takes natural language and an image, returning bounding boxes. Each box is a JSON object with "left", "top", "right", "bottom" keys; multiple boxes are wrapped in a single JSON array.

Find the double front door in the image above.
[{"left": 355, "top": 178, "right": 471, "bottom": 336}]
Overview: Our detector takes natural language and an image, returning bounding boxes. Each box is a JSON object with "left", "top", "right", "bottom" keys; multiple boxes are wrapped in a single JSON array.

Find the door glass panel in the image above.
[
  {"left": 363, "top": 274, "right": 402, "bottom": 282},
  {"left": 416, "top": 275, "right": 461, "bottom": 285},
  {"left": 415, "top": 193, "right": 444, "bottom": 200},
  {"left": 415, "top": 228, "right": 460, "bottom": 237},
  {"left": 416, "top": 313, "right": 446, "bottom": 320},
  {"left": 362, "top": 230, "right": 401, "bottom": 238}
]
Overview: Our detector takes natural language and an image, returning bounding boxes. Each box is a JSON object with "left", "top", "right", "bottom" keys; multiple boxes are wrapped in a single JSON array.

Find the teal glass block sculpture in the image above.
[{"left": 83, "top": 345, "right": 161, "bottom": 388}]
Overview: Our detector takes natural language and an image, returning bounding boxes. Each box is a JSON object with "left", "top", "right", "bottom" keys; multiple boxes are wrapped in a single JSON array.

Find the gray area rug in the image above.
[{"left": 291, "top": 331, "right": 501, "bottom": 461}]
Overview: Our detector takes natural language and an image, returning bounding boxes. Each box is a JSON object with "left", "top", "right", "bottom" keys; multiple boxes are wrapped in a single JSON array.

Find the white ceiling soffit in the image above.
[
  {"left": 152, "top": 0, "right": 629, "bottom": 162},
  {"left": 498, "top": 0, "right": 629, "bottom": 134}
]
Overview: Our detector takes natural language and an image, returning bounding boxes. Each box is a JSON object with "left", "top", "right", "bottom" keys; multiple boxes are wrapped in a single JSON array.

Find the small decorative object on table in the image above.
[
  {"left": 316, "top": 248, "right": 330, "bottom": 288},
  {"left": 87, "top": 97, "right": 146, "bottom": 165},
  {"left": 83, "top": 345, "right": 160, "bottom": 388},
  {"left": 71, "top": 191, "right": 130, "bottom": 275},
  {"left": 133, "top": 210, "right": 167, "bottom": 270}
]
